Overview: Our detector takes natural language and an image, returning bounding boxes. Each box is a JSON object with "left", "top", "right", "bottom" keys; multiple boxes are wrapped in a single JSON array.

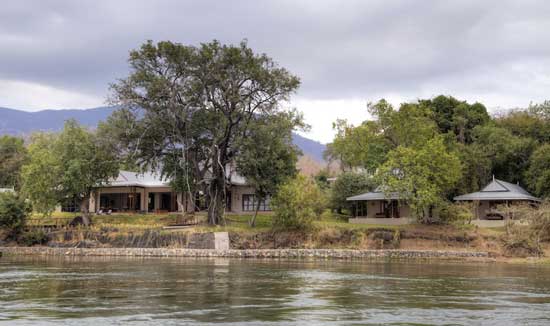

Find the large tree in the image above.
[
  {"left": 109, "top": 40, "right": 300, "bottom": 224},
  {"left": 0, "top": 135, "right": 28, "bottom": 189},
  {"left": 369, "top": 100, "right": 439, "bottom": 148},
  {"left": 471, "top": 124, "right": 535, "bottom": 185},
  {"left": 376, "top": 136, "right": 462, "bottom": 223},
  {"left": 235, "top": 111, "right": 303, "bottom": 226},
  {"left": 21, "top": 120, "right": 119, "bottom": 215},
  {"left": 420, "top": 95, "right": 490, "bottom": 144},
  {"left": 325, "top": 99, "right": 437, "bottom": 172},
  {"left": 325, "top": 119, "right": 390, "bottom": 173}
]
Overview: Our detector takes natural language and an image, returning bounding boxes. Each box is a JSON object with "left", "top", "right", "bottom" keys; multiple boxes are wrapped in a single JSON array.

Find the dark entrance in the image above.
[
  {"left": 148, "top": 193, "right": 155, "bottom": 211},
  {"left": 100, "top": 193, "right": 141, "bottom": 212}
]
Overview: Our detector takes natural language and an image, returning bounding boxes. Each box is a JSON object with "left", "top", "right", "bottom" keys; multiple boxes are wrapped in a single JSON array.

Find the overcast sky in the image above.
[{"left": 1, "top": 1, "right": 549, "bottom": 143}]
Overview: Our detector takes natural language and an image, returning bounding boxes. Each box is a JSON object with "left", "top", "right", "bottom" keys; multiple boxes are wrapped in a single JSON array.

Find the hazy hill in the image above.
[
  {"left": 0, "top": 106, "right": 117, "bottom": 135},
  {"left": 0, "top": 106, "right": 327, "bottom": 163}
]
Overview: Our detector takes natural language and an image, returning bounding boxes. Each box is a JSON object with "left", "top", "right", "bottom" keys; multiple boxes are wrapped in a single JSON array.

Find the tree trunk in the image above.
[
  {"left": 79, "top": 195, "right": 92, "bottom": 226},
  {"left": 80, "top": 195, "right": 90, "bottom": 214},
  {"left": 249, "top": 197, "right": 261, "bottom": 227},
  {"left": 207, "top": 166, "right": 226, "bottom": 225}
]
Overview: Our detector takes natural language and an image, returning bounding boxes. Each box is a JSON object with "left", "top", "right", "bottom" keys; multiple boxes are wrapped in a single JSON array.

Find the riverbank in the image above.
[
  {"left": 0, "top": 246, "right": 490, "bottom": 260},
  {"left": 14, "top": 212, "right": 550, "bottom": 260}
]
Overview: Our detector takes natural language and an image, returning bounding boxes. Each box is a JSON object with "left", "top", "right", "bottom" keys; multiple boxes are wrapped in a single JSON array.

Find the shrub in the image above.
[
  {"left": 271, "top": 175, "right": 325, "bottom": 230},
  {"left": 439, "top": 202, "right": 475, "bottom": 225},
  {"left": 499, "top": 202, "right": 550, "bottom": 257},
  {"left": 501, "top": 222, "right": 542, "bottom": 257},
  {"left": 368, "top": 229, "right": 401, "bottom": 249},
  {"left": 19, "top": 229, "right": 49, "bottom": 246},
  {"left": 0, "top": 192, "right": 31, "bottom": 239}
]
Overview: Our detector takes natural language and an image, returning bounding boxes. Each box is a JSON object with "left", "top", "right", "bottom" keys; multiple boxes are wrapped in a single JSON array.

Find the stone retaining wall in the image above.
[{"left": 0, "top": 247, "right": 489, "bottom": 259}]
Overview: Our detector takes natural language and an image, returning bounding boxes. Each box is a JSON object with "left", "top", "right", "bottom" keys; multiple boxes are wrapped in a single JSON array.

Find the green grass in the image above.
[
  {"left": 27, "top": 210, "right": 405, "bottom": 233},
  {"left": 28, "top": 211, "right": 180, "bottom": 230},
  {"left": 28, "top": 211, "right": 500, "bottom": 236},
  {"left": 314, "top": 212, "right": 401, "bottom": 231},
  {"left": 195, "top": 213, "right": 273, "bottom": 233}
]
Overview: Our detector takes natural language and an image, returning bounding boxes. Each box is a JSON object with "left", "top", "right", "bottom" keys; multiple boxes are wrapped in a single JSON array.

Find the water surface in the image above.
[{"left": 1, "top": 256, "right": 550, "bottom": 325}]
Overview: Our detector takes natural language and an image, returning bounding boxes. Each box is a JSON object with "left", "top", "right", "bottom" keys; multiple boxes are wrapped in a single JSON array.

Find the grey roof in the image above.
[
  {"left": 102, "top": 170, "right": 171, "bottom": 188},
  {"left": 101, "top": 169, "right": 249, "bottom": 189},
  {"left": 453, "top": 179, "right": 541, "bottom": 202},
  {"left": 347, "top": 187, "right": 404, "bottom": 201}
]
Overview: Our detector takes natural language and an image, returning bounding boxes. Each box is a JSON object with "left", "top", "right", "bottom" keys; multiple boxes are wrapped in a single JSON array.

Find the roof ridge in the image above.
[
  {"left": 493, "top": 179, "right": 511, "bottom": 192},
  {"left": 119, "top": 170, "right": 130, "bottom": 182}
]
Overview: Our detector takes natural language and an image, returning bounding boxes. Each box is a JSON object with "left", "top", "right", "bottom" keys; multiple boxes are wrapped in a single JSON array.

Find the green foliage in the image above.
[
  {"left": 329, "top": 172, "right": 375, "bottom": 214},
  {"left": 271, "top": 175, "right": 325, "bottom": 230},
  {"left": 451, "top": 142, "right": 492, "bottom": 196},
  {"left": 369, "top": 100, "right": 439, "bottom": 148},
  {"left": 326, "top": 119, "right": 390, "bottom": 172},
  {"left": 20, "top": 133, "right": 60, "bottom": 215},
  {"left": 0, "top": 135, "right": 28, "bottom": 189},
  {"left": 21, "top": 120, "right": 119, "bottom": 215},
  {"left": 327, "top": 95, "right": 550, "bottom": 225},
  {"left": 496, "top": 109, "right": 550, "bottom": 143},
  {"left": 438, "top": 202, "right": 475, "bottom": 225},
  {"left": 236, "top": 111, "right": 303, "bottom": 226},
  {"left": 19, "top": 229, "right": 49, "bottom": 246},
  {"left": 526, "top": 144, "right": 550, "bottom": 198},
  {"left": 0, "top": 192, "right": 31, "bottom": 238},
  {"left": 377, "top": 136, "right": 462, "bottom": 222},
  {"left": 471, "top": 124, "right": 535, "bottom": 184},
  {"left": 96, "top": 109, "right": 141, "bottom": 171},
  {"left": 326, "top": 99, "right": 441, "bottom": 172},
  {"left": 313, "top": 169, "right": 332, "bottom": 190},
  {"left": 109, "top": 40, "right": 300, "bottom": 225},
  {"left": 420, "top": 95, "right": 490, "bottom": 144}
]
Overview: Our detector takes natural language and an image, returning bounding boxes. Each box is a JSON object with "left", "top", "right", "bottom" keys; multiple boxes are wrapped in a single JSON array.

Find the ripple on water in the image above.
[{"left": 1, "top": 258, "right": 550, "bottom": 325}]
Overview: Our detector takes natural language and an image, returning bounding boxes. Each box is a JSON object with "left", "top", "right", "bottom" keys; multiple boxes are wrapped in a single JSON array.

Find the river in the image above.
[{"left": 1, "top": 256, "right": 550, "bottom": 325}]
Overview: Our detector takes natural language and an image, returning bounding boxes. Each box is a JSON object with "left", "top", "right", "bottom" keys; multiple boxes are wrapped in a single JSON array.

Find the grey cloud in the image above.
[{"left": 0, "top": 0, "right": 549, "bottom": 104}]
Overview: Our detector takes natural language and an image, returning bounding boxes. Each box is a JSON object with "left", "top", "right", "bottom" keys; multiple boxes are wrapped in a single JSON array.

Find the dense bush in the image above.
[
  {"left": 501, "top": 222, "right": 542, "bottom": 257},
  {"left": 0, "top": 192, "right": 31, "bottom": 239},
  {"left": 499, "top": 202, "right": 550, "bottom": 257},
  {"left": 271, "top": 175, "right": 325, "bottom": 230},
  {"left": 438, "top": 202, "right": 475, "bottom": 225},
  {"left": 19, "top": 229, "right": 49, "bottom": 246}
]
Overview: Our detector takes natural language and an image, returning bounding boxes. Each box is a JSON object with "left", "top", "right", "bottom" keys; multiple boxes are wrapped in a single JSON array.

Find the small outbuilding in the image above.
[
  {"left": 453, "top": 177, "right": 541, "bottom": 220},
  {"left": 346, "top": 187, "right": 412, "bottom": 225}
]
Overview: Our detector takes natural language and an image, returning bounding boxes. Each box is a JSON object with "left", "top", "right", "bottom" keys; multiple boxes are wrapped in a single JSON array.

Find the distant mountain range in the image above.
[{"left": 0, "top": 106, "right": 327, "bottom": 163}]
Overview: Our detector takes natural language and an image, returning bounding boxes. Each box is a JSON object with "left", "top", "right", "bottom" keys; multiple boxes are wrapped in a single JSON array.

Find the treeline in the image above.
[
  {"left": 325, "top": 96, "right": 550, "bottom": 221},
  {"left": 1, "top": 40, "right": 549, "bottom": 228}
]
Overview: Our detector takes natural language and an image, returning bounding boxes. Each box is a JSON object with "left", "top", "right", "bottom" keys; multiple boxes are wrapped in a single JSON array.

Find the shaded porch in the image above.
[{"left": 350, "top": 199, "right": 407, "bottom": 219}]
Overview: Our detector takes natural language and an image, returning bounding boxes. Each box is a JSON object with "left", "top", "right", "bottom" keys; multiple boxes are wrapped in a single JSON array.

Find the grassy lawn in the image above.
[
  {"left": 29, "top": 211, "right": 180, "bottom": 230},
  {"left": 27, "top": 211, "right": 505, "bottom": 237}
]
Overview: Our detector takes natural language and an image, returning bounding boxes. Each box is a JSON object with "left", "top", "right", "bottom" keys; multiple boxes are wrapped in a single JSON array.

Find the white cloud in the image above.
[
  {"left": 292, "top": 97, "right": 369, "bottom": 144},
  {"left": 0, "top": 79, "right": 102, "bottom": 110}
]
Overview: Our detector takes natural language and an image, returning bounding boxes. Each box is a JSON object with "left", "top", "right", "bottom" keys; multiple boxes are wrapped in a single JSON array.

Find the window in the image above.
[
  {"left": 61, "top": 198, "right": 80, "bottom": 213},
  {"left": 242, "top": 194, "right": 271, "bottom": 211}
]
